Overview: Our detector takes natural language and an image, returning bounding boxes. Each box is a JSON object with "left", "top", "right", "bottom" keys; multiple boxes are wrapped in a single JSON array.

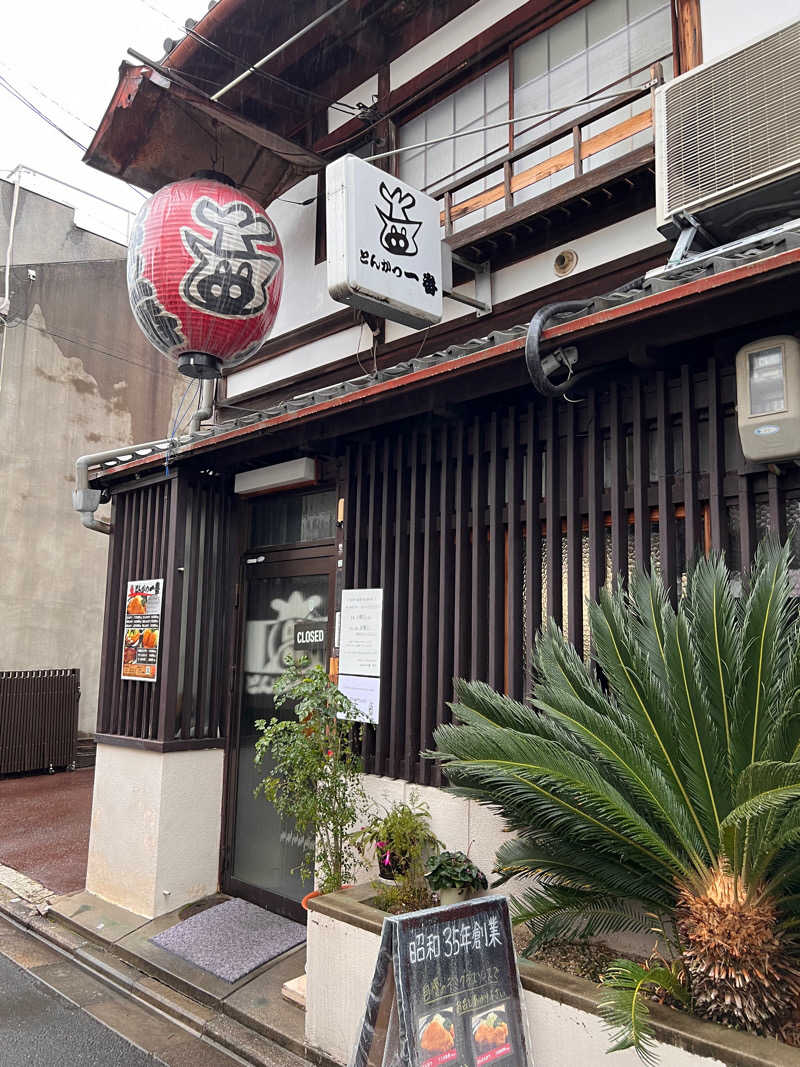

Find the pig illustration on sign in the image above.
[{"left": 376, "top": 182, "right": 423, "bottom": 257}]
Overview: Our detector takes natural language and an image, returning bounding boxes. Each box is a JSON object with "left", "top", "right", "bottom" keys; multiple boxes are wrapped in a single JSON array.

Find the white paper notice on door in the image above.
[
  {"left": 339, "top": 588, "right": 383, "bottom": 676},
  {"left": 338, "top": 588, "right": 383, "bottom": 724},
  {"left": 338, "top": 674, "right": 380, "bottom": 725}
]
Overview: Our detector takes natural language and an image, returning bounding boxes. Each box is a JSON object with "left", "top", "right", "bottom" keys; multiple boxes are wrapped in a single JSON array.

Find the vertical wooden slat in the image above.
[
  {"left": 656, "top": 370, "right": 676, "bottom": 599},
  {"left": 418, "top": 428, "right": 439, "bottom": 784},
  {"left": 545, "top": 399, "right": 562, "bottom": 624},
  {"left": 376, "top": 439, "right": 395, "bottom": 776},
  {"left": 453, "top": 422, "right": 471, "bottom": 685},
  {"left": 353, "top": 442, "right": 365, "bottom": 587},
  {"left": 565, "top": 403, "right": 581, "bottom": 656},
  {"left": 609, "top": 383, "right": 626, "bottom": 583},
  {"left": 768, "top": 472, "right": 785, "bottom": 541},
  {"left": 488, "top": 411, "right": 505, "bottom": 690},
  {"left": 159, "top": 477, "right": 187, "bottom": 743},
  {"left": 343, "top": 445, "right": 357, "bottom": 590},
  {"left": 680, "top": 364, "right": 701, "bottom": 563},
  {"left": 471, "top": 416, "right": 489, "bottom": 679},
  {"left": 632, "top": 376, "right": 648, "bottom": 572},
  {"left": 97, "top": 493, "right": 120, "bottom": 736},
  {"left": 707, "top": 354, "right": 726, "bottom": 554},
  {"left": 507, "top": 407, "right": 523, "bottom": 699},
  {"left": 525, "top": 402, "right": 542, "bottom": 697},
  {"left": 436, "top": 424, "right": 456, "bottom": 785},
  {"left": 405, "top": 430, "right": 423, "bottom": 781},
  {"left": 389, "top": 434, "right": 408, "bottom": 780},
  {"left": 366, "top": 441, "right": 379, "bottom": 586},
  {"left": 587, "top": 387, "right": 605, "bottom": 601}
]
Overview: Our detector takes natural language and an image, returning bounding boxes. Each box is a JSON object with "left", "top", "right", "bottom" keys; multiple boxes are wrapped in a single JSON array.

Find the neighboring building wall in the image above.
[
  {"left": 0, "top": 183, "right": 181, "bottom": 735},
  {"left": 699, "top": 0, "right": 796, "bottom": 61}
]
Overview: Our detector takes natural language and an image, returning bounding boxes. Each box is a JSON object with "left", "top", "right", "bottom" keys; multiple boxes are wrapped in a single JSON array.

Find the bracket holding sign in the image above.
[{"left": 349, "top": 896, "right": 532, "bottom": 1067}]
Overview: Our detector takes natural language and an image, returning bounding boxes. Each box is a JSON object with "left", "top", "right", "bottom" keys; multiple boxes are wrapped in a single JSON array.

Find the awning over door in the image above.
[{"left": 83, "top": 64, "right": 324, "bottom": 202}]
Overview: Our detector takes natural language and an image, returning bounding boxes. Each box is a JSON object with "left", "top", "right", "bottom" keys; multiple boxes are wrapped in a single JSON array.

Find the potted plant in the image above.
[
  {"left": 254, "top": 655, "right": 369, "bottom": 902},
  {"left": 350, "top": 792, "right": 442, "bottom": 883},
  {"left": 425, "top": 850, "right": 488, "bottom": 907}
]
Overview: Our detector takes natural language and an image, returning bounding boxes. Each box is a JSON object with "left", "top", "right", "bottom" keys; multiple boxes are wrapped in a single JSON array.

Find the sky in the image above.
[{"left": 0, "top": 0, "right": 211, "bottom": 244}]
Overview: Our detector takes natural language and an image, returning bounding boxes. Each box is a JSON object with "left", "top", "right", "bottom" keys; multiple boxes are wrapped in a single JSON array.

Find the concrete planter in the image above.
[{"left": 305, "top": 884, "right": 800, "bottom": 1067}]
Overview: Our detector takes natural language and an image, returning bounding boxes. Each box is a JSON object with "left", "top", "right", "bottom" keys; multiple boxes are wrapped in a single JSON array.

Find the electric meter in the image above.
[{"left": 736, "top": 335, "right": 800, "bottom": 461}]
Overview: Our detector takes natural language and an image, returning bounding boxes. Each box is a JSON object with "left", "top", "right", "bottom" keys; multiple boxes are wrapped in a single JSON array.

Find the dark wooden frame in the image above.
[{"left": 220, "top": 540, "right": 337, "bottom": 920}]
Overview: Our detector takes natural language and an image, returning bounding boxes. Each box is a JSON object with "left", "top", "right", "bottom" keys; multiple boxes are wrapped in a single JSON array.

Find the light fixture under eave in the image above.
[{"left": 234, "top": 458, "right": 318, "bottom": 497}]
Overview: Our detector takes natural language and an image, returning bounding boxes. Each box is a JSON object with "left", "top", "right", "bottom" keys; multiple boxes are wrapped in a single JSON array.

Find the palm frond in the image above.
[
  {"left": 731, "top": 539, "right": 796, "bottom": 772},
  {"left": 599, "top": 959, "right": 688, "bottom": 1066},
  {"left": 720, "top": 760, "right": 800, "bottom": 827},
  {"left": 686, "top": 553, "right": 740, "bottom": 798},
  {"left": 510, "top": 885, "right": 655, "bottom": 947},
  {"left": 662, "top": 609, "right": 724, "bottom": 846}
]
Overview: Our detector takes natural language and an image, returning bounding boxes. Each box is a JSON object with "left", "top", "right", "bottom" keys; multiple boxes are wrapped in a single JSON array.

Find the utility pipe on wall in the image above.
[{"left": 73, "top": 440, "right": 174, "bottom": 535}]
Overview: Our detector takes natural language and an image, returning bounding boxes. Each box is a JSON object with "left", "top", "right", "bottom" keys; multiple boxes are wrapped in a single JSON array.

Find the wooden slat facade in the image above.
[
  {"left": 97, "top": 473, "right": 235, "bottom": 749},
  {"left": 96, "top": 354, "right": 800, "bottom": 778}
]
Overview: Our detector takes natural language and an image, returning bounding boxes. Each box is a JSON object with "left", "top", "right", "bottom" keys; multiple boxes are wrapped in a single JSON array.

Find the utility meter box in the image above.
[{"left": 736, "top": 335, "right": 800, "bottom": 461}]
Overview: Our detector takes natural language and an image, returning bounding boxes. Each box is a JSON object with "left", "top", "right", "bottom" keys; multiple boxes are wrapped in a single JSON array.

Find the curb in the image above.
[{"left": 0, "top": 879, "right": 314, "bottom": 1067}]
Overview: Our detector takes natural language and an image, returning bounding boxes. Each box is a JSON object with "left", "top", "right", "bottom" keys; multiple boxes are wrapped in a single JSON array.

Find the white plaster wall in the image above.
[
  {"left": 385, "top": 208, "right": 662, "bottom": 344},
  {"left": 699, "top": 0, "right": 797, "bottom": 62},
  {"left": 389, "top": 0, "right": 526, "bottom": 91},
  {"left": 306, "top": 908, "right": 727, "bottom": 1067},
  {"left": 228, "top": 208, "right": 662, "bottom": 397},
  {"left": 328, "top": 75, "right": 379, "bottom": 134},
  {"left": 358, "top": 775, "right": 514, "bottom": 897},
  {"left": 265, "top": 175, "right": 342, "bottom": 340},
  {"left": 86, "top": 743, "right": 224, "bottom": 918},
  {"left": 226, "top": 323, "right": 374, "bottom": 398}
]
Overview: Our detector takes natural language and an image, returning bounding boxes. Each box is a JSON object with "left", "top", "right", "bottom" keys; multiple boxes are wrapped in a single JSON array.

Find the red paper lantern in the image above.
[{"left": 126, "top": 175, "right": 284, "bottom": 378}]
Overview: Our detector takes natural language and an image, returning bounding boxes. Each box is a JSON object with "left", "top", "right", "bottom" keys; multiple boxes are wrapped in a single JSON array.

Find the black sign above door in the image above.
[{"left": 350, "top": 896, "right": 532, "bottom": 1067}]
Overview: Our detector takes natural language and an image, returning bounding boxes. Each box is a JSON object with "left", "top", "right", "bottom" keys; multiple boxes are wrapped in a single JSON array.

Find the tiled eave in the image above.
[{"left": 91, "top": 243, "right": 800, "bottom": 487}]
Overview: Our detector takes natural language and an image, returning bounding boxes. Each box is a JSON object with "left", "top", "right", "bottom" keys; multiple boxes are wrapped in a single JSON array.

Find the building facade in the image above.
[
  {"left": 79, "top": 0, "right": 800, "bottom": 923},
  {"left": 0, "top": 178, "right": 180, "bottom": 736}
]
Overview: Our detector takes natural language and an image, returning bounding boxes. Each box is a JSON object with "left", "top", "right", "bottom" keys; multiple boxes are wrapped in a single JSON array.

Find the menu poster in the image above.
[
  {"left": 349, "top": 897, "right": 532, "bottom": 1067},
  {"left": 121, "top": 577, "right": 163, "bottom": 682}
]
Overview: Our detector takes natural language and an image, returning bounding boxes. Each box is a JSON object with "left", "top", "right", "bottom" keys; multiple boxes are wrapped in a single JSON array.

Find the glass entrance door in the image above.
[{"left": 225, "top": 553, "right": 334, "bottom": 919}]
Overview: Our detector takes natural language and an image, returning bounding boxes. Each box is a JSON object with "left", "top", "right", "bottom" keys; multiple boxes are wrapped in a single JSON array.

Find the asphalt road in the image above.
[{"left": 0, "top": 952, "right": 153, "bottom": 1066}]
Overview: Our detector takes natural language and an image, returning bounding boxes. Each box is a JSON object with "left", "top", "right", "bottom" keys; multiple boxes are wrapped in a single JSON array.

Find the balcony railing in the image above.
[{"left": 436, "top": 62, "right": 665, "bottom": 239}]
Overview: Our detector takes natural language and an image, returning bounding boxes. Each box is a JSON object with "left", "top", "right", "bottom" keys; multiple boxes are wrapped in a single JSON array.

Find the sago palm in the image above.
[{"left": 432, "top": 539, "right": 800, "bottom": 1054}]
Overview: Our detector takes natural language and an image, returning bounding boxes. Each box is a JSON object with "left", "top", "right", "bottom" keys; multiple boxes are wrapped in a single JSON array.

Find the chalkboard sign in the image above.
[{"left": 349, "top": 896, "right": 532, "bottom": 1067}]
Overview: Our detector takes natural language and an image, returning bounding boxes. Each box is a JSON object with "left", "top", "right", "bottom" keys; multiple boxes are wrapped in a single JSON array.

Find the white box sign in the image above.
[{"left": 326, "top": 154, "right": 443, "bottom": 330}]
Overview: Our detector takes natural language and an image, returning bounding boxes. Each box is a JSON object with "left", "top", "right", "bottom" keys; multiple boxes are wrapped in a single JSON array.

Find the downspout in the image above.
[
  {"left": 0, "top": 166, "right": 22, "bottom": 395},
  {"left": 189, "top": 378, "right": 215, "bottom": 435},
  {"left": 73, "top": 440, "right": 174, "bottom": 535}
]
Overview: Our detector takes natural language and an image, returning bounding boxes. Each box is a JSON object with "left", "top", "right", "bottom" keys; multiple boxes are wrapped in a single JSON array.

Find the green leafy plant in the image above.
[
  {"left": 254, "top": 655, "right": 369, "bottom": 894},
  {"left": 425, "top": 850, "right": 488, "bottom": 893},
  {"left": 373, "top": 880, "right": 437, "bottom": 915},
  {"left": 599, "top": 958, "right": 688, "bottom": 1067},
  {"left": 432, "top": 540, "right": 800, "bottom": 1057},
  {"left": 349, "top": 791, "right": 442, "bottom": 880}
]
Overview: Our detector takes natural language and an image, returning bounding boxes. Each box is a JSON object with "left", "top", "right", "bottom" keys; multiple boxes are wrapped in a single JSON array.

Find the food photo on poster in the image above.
[{"left": 121, "top": 577, "right": 163, "bottom": 682}]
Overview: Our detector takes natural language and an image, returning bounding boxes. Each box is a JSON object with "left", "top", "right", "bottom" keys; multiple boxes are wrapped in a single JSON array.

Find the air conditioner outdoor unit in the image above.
[{"left": 655, "top": 18, "right": 800, "bottom": 242}]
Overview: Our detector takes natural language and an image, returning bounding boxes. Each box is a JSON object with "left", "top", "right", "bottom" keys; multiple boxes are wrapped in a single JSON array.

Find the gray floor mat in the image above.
[{"left": 150, "top": 898, "right": 306, "bottom": 983}]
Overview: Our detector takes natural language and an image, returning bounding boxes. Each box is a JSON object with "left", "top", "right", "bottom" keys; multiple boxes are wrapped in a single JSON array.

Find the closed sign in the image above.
[{"left": 293, "top": 621, "right": 327, "bottom": 654}]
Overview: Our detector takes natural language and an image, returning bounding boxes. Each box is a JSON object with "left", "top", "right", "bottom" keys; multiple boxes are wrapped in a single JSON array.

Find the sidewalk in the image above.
[
  {"left": 0, "top": 876, "right": 330, "bottom": 1067},
  {"left": 0, "top": 768, "right": 94, "bottom": 894}
]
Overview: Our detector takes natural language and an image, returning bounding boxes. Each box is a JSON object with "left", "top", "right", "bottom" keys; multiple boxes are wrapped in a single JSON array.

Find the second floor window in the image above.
[{"left": 397, "top": 0, "right": 674, "bottom": 232}]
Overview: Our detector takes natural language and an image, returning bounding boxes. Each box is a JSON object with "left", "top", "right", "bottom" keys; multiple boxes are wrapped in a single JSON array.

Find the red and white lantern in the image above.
[{"left": 126, "top": 175, "right": 284, "bottom": 378}]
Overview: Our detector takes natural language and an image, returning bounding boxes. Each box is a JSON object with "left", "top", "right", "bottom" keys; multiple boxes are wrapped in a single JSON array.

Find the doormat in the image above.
[{"left": 150, "top": 898, "right": 306, "bottom": 983}]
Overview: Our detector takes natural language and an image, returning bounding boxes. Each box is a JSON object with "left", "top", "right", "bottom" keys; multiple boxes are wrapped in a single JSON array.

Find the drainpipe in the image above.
[
  {"left": 73, "top": 440, "right": 174, "bottom": 535},
  {"left": 0, "top": 166, "right": 22, "bottom": 394},
  {"left": 189, "top": 378, "right": 215, "bottom": 435},
  {"left": 524, "top": 300, "right": 595, "bottom": 397}
]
